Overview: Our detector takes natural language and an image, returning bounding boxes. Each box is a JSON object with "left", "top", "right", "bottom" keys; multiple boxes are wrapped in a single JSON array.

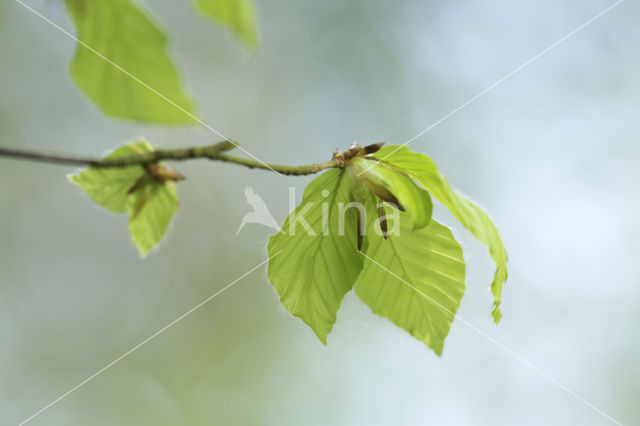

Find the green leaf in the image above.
[
  {"left": 127, "top": 178, "right": 178, "bottom": 257},
  {"left": 369, "top": 145, "right": 508, "bottom": 323},
  {"left": 69, "top": 140, "right": 178, "bottom": 257},
  {"left": 66, "top": 0, "right": 196, "bottom": 124},
  {"left": 267, "top": 169, "right": 363, "bottom": 343},
  {"left": 68, "top": 141, "right": 153, "bottom": 213},
  {"left": 348, "top": 158, "right": 433, "bottom": 230},
  {"left": 193, "top": 0, "right": 258, "bottom": 49},
  {"left": 356, "top": 210, "right": 466, "bottom": 355}
]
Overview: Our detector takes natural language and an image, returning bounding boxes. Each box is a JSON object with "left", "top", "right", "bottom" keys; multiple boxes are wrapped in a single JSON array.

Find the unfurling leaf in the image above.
[
  {"left": 370, "top": 145, "right": 508, "bottom": 322},
  {"left": 66, "top": 0, "right": 196, "bottom": 124},
  {"left": 69, "top": 140, "right": 179, "bottom": 256},
  {"left": 268, "top": 169, "right": 364, "bottom": 343},
  {"left": 348, "top": 158, "right": 433, "bottom": 230},
  {"left": 193, "top": 0, "right": 258, "bottom": 49}
]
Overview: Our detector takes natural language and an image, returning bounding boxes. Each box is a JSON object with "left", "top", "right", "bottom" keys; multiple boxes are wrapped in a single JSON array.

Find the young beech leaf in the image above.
[
  {"left": 68, "top": 140, "right": 178, "bottom": 257},
  {"left": 348, "top": 158, "right": 433, "bottom": 230},
  {"left": 193, "top": 0, "right": 259, "bottom": 49},
  {"left": 356, "top": 207, "right": 466, "bottom": 355},
  {"left": 127, "top": 178, "right": 178, "bottom": 257},
  {"left": 66, "top": 0, "right": 196, "bottom": 124},
  {"left": 68, "top": 141, "right": 155, "bottom": 213},
  {"left": 267, "top": 169, "right": 364, "bottom": 343},
  {"left": 369, "top": 146, "right": 508, "bottom": 323}
]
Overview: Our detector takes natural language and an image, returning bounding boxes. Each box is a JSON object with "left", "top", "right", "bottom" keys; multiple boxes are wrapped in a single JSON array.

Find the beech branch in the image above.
[{"left": 0, "top": 141, "right": 343, "bottom": 176}]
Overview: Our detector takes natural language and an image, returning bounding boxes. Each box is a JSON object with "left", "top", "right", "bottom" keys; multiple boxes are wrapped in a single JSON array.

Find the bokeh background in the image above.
[{"left": 1, "top": 0, "right": 638, "bottom": 424}]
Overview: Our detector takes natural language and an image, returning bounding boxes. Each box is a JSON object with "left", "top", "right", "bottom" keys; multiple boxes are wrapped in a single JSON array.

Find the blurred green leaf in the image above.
[
  {"left": 349, "top": 157, "right": 433, "bottom": 230},
  {"left": 193, "top": 0, "right": 258, "bottom": 49},
  {"left": 66, "top": 0, "right": 196, "bottom": 124},
  {"left": 68, "top": 140, "right": 153, "bottom": 213},
  {"left": 69, "top": 140, "right": 178, "bottom": 257},
  {"left": 127, "top": 177, "right": 178, "bottom": 257},
  {"left": 370, "top": 145, "right": 508, "bottom": 322},
  {"left": 355, "top": 210, "right": 465, "bottom": 355},
  {"left": 267, "top": 169, "right": 363, "bottom": 343}
]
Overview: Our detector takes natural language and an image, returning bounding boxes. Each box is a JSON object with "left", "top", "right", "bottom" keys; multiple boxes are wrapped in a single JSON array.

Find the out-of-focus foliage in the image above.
[
  {"left": 66, "top": 0, "right": 196, "bottom": 124},
  {"left": 69, "top": 140, "right": 178, "bottom": 256},
  {"left": 193, "top": 0, "right": 258, "bottom": 49},
  {"left": 64, "top": 0, "right": 258, "bottom": 124}
]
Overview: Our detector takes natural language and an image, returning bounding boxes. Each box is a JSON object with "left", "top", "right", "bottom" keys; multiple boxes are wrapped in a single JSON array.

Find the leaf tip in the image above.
[
  {"left": 491, "top": 306, "right": 502, "bottom": 324},
  {"left": 67, "top": 172, "right": 80, "bottom": 184},
  {"left": 131, "top": 233, "right": 153, "bottom": 258},
  {"left": 137, "top": 247, "right": 151, "bottom": 259},
  {"left": 421, "top": 336, "right": 444, "bottom": 356},
  {"left": 307, "top": 320, "right": 331, "bottom": 345}
]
